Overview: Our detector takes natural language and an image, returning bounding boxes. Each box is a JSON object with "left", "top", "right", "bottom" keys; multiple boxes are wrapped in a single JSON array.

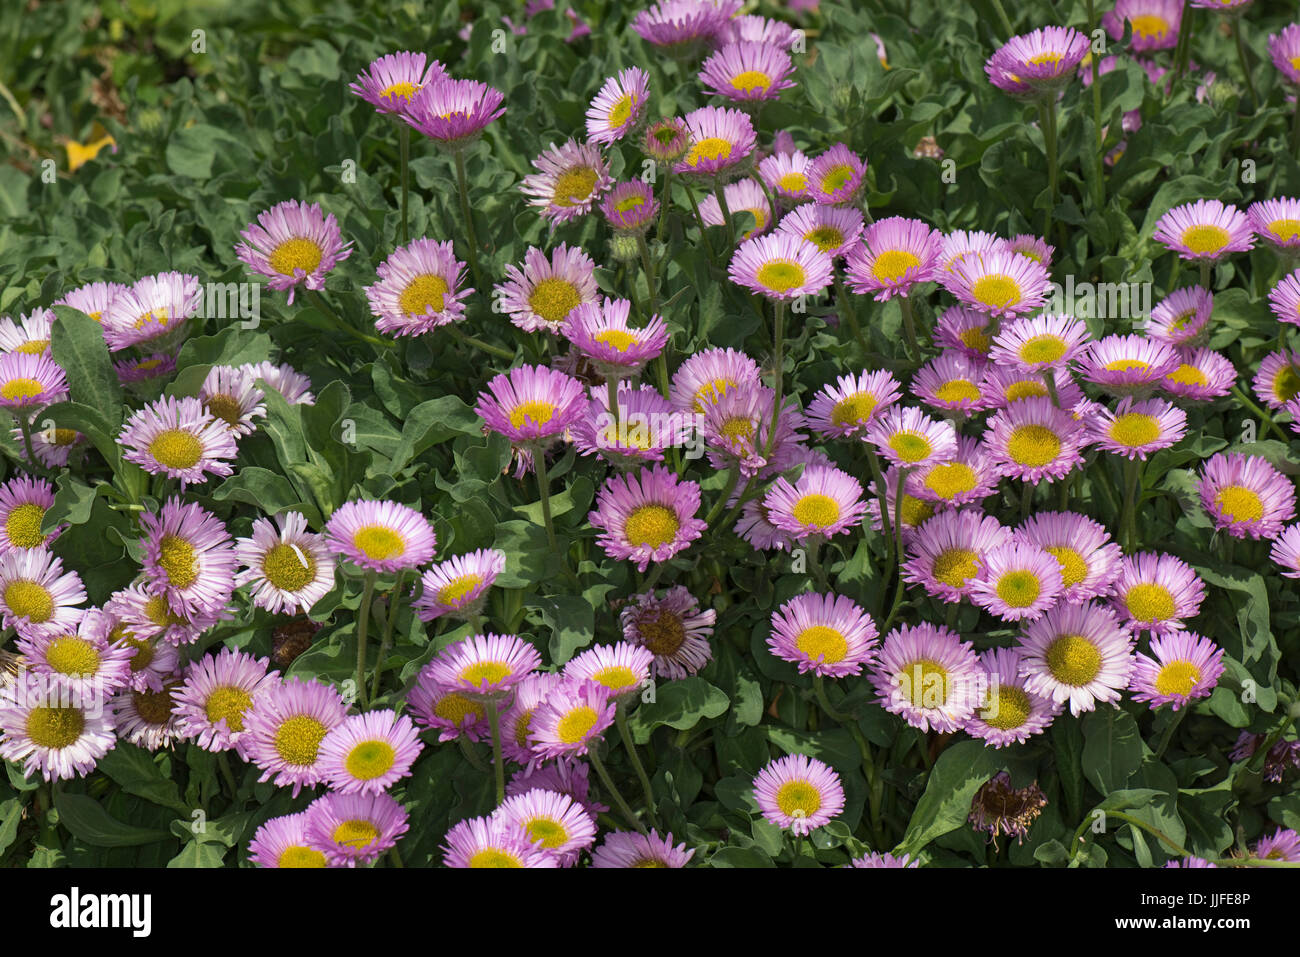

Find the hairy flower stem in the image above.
[
  {"left": 454, "top": 148, "right": 485, "bottom": 291},
  {"left": 616, "top": 703, "right": 659, "bottom": 829},
  {"left": 589, "top": 749, "right": 648, "bottom": 835},
  {"left": 899, "top": 295, "right": 920, "bottom": 361},
  {"left": 369, "top": 570, "right": 406, "bottom": 703},
  {"left": 1039, "top": 96, "right": 1059, "bottom": 243},
  {"left": 765, "top": 298, "right": 787, "bottom": 460},
  {"left": 1084, "top": 0, "right": 1106, "bottom": 207},
  {"left": 399, "top": 124, "right": 410, "bottom": 244},
  {"left": 1121, "top": 457, "right": 1141, "bottom": 554},
  {"left": 487, "top": 697, "right": 505, "bottom": 806},
  {"left": 354, "top": 570, "right": 378, "bottom": 710},
  {"left": 1234, "top": 22, "right": 1260, "bottom": 113}
]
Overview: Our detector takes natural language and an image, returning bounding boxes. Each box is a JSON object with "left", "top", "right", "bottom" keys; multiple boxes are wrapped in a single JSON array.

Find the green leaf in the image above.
[
  {"left": 1081, "top": 708, "right": 1145, "bottom": 794},
  {"left": 897, "top": 740, "right": 1003, "bottom": 856},
  {"left": 627, "top": 677, "right": 730, "bottom": 744},
  {"left": 167, "top": 841, "right": 227, "bottom": 867},
  {"left": 389, "top": 396, "right": 482, "bottom": 473},
  {"left": 53, "top": 792, "right": 172, "bottom": 848},
  {"left": 96, "top": 742, "right": 190, "bottom": 814},
  {"left": 50, "top": 306, "right": 123, "bottom": 425}
]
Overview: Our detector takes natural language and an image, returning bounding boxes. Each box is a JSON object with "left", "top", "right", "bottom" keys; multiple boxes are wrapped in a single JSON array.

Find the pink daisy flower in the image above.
[
  {"left": 140, "top": 497, "right": 236, "bottom": 621},
  {"left": 100, "top": 271, "right": 201, "bottom": 352},
  {"left": 365, "top": 238, "right": 472, "bottom": 337},
  {"left": 1152, "top": 199, "right": 1254, "bottom": 261},
  {"left": 864, "top": 404, "right": 958, "bottom": 469},
  {"left": 172, "top": 647, "right": 278, "bottom": 757},
  {"left": 1148, "top": 286, "right": 1213, "bottom": 346},
  {"left": 868, "top": 622, "right": 981, "bottom": 732},
  {"left": 475, "top": 364, "right": 587, "bottom": 443},
  {"left": 424, "top": 633, "right": 541, "bottom": 702},
  {"left": 752, "top": 753, "right": 845, "bottom": 836},
  {"left": 1103, "top": 0, "right": 1183, "bottom": 52},
  {"left": 496, "top": 243, "right": 599, "bottom": 334},
  {"left": 303, "top": 791, "right": 409, "bottom": 867},
  {"left": 803, "top": 370, "right": 902, "bottom": 439},
  {"left": 234, "top": 200, "right": 353, "bottom": 305},
  {"left": 528, "top": 677, "right": 616, "bottom": 761},
  {"left": 763, "top": 465, "right": 868, "bottom": 541},
  {"left": 984, "top": 396, "right": 1085, "bottom": 483},
  {"left": 349, "top": 51, "right": 447, "bottom": 115},
  {"left": 1161, "top": 347, "right": 1235, "bottom": 401},
  {"left": 242, "top": 676, "right": 349, "bottom": 796},
  {"left": 728, "top": 231, "right": 834, "bottom": 300},
  {"left": 234, "top": 511, "right": 336, "bottom": 615},
  {"left": 675, "top": 105, "right": 756, "bottom": 178},
  {"left": 1197, "top": 452, "right": 1296, "bottom": 540},
  {"left": 911, "top": 436, "right": 1000, "bottom": 507},
  {"left": 586, "top": 68, "right": 649, "bottom": 146},
  {"left": 1017, "top": 601, "right": 1135, "bottom": 716},
  {"left": 619, "top": 586, "right": 716, "bottom": 680},
  {"left": 968, "top": 541, "right": 1065, "bottom": 622},
  {"left": 902, "top": 508, "right": 1012, "bottom": 603},
  {"left": 520, "top": 138, "right": 613, "bottom": 225},
  {"left": 1014, "top": 511, "right": 1123, "bottom": 603},
  {"left": 402, "top": 77, "right": 506, "bottom": 150},
  {"left": 563, "top": 298, "right": 668, "bottom": 375},
  {"left": 318, "top": 708, "right": 423, "bottom": 795},
  {"left": 589, "top": 465, "right": 706, "bottom": 571},
  {"left": 844, "top": 216, "right": 941, "bottom": 301},
  {"left": 324, "top": 499, "right": 436, "bottom": 574},
  {"left": 1131, "top": 632, "right": 1225, "bottom": 711},
  {"left": 1084, "top": 396, "right": 1187, "bottom": 460},
  {"left": 119, "top": 395, "right": 237, "bottom": 489},
  {"left": 990, "top": 313, "right": 1091, "bottom": 372},
  {"left": 945, "top": 248, "right": 1051, "bottom": 319},
  {"left": 0, "top": 351, "right": 67, "bottom": 410},
  {"left": 700, "top": 40, "right": 795, "bottom": 103},
  {"left": 767, "top": 592, "right": 879, "bottom": 677},
  {"left": 1110, "top": 551, "right": 1206, "bottom": 635},
  {"left": 591, "top": 829, "right": 695, "bottom": 868},
  {"left": 806, "top": 143, "right": 866, "bottom": 205},
  {"left": 965, "top": 647, "right": 1062, "bottom": 748}
]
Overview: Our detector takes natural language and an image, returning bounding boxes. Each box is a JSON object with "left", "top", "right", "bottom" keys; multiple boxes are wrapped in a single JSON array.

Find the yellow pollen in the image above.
[
  {"left": 804, "top": 226, "right": 844, "bottom": 252},
  {"left": 1007, "top": 424, "right": 1062, "bottom": 467},
  {"left": 1004, "top": 380, "right": 1049, "bottom": 402},
  {"left": 1215, "top": 485, "right": 1264, "bottom": 523},
  {"left": 1108, "top": 413, "right": 1160, "bottom": 448},
  {"left": 1046, "top": 546, "right": 1089, "bottom": 588},
  {"left": 933, "top": 379, "right": 980, "bottom": 404},
  {"left": 720, "top": 416, "right": 755, "bottom": 441},
  {"left": 819, "top": 163, "right": 855, "bottom": 195},
  {"left": 344, "top": 740, "right": 397, "bottom": 780},
  {"left": 638, "top": 610, "right": 686, "bottom": 656},
  {"left": 553, "top": 166, "right": 599, "bottom": 208},
  {"left": 272, "top": 714, "right": 329, "bottom": 766},
  {"left": 1, "top": 378, "right": 44, "bottom": 402},
  {"left": 830, "top": 392, "right": 877, "bottom": 427},
  {"left": 933, "top": 548, "right": 978, "bottom": 588},
  {"left": 352, "top": 525, "right": 404, "bottom": 561},
  {"left": 594, "top": 329, "right": 639, "bottom": 353},
  {"left": 15, "top": 339, "right": 49, "bottom": 355},
  {"left": 900, "top": 495, "right": 934, "bottom": 528},
  {"left": 204, "top": 686, "right": 253, "bottom": 732},
  {"left": 121, "top": 636, "right": 153, "bottom": 672},
  {"left": 509, "top": 400, "right": 557, "bottom": 431},
  {"left": 791, "top": 493, "right": 841, "bottom": 528},
  {"left": 730, "top": 70, "right": 772, "bottom": 92},
  {"left": 1154, "top": 660, "right": 1201, "bottom": 697},
  {"left": 433, "top": 692, "right": 482, "bottom": 726},
  {"left": 279, "top": 846, "right": 327, "bottom": 868},
  {"left": 607, "top": 94, "right": 634, "bottom": 129},
  {"left": 205, "top": 394, "right": 243, "bottom": 427},
  {"left": 332, "top": 819, "right": 380, "bottom": 850},
  {"left": 399, "top": 274, "right": 450, "bottom": 316},
  {"left": 756, "top": 260, "right": 807, "bottom": 293},
  {"left": 5, "top": 579, "right": 53, "bottom": 622},
  {"left": 983, "top": 685, "right": 1032, "bottom": 730},
  {"left": 971, "top": 274, "right": 1021, "bottom": 309},
  {"left": 615, "top": 194, "right": 646, "bottom": 213},
  {"left": 1046, "top": 634, "right": 1102, "bottom": 686},
  {"left": 1104, "top": 359, "right": 1150, "bottom": 374},
  {"left": 996, "top": 570, "right": 1042, "bottom": 608},
  {"left": 591, "top": 665, "right": 639, "bottom": 691},
  {"left": 132, "top": 687, "right": 174, "bottom": 725},
  {"left": 959, "top": 327, "right": 991, "bottom": 353},
  {"left": 1267, "top": 219, "right": 1300, "bottom": 242},
  {"left": 25, "top": 706, "right": 85, "bottom": 749},
  {"left": 143, "top": 594, "right": 185, "bottom": 628},
  {"left": 888, "top": 430, "right": 933, "bottom": 463},
  {"left": 1130, "top": 14, "right": 1171, "bottom": 39},
  {"left": 795, "top": 625, "right": 848, "bottom": 664},
  {"left": 775, "top": 779, "right": 822, "bottom": 817},
  {"left": 379, "top": 81, "right": 418, "bottom": 101},
  {"left": 44, "top": 636, "right": 101, "bottom": 677},
  {"left": 437, "top": 574, "right": 483, "bottom": 607},
  {"left": 1180, "top": 224, "right": 1230, "bottom": 256},
  {"left": 50, "top": 428, "right": 78, "bottom": 447},
  {"left": 528, "top": 278, "right": 582, "bottom": 325},
  {"left": 1019, "top": 334, "right": 1067, "bottom": 365},
  {"left": 1125, "top": 583, "right": 1176, "bottom": 622},
  {"left": 133, "top": 308, "right": 169, "bottom": 332},
  {"left": 5, "top": 502, "right": 47, "bottom": 549},
  {"left": 459, "top": 661, "right": 513, "bottom": 688},
  {"left": 924, "top": 462, "right": 978, "bottom": 500},
  {"left": 512, "top": 711, "right": 536, "bottom": 748},
  {"left": 778, "top": 172, "right": 807, "bottom": 193},
  {"left": 470, "top": 848, "right": 522, "bottom": 868},
  {"left": 899, "top": 658, "right": 949, "bottom": 708},
  {"left": 694, "top": 377, "right": 736, "bottom": 410},
  {"left": 871, "top": 249, "right": 922, "bottom": 284},
  {"left": 1166, "top": 364, "right": 1208, "bottom": 387},
  {"left": 262, "top": 543, "right": 317, "bottom": 591},
  {"left": 268, "top": 237, "right": 324, "bottom": 277},
  {"left": 685, "top": 137, "right": 733, "bottom": 167},
  {"left": 1273, "top": 365, "right": 1300, "bottom": 403},
  {"left": 623, "top": 505, "right": 680, "bottom": 548},
  {"left": 524, "top": 817, "right": 569, "bottom": 849},
  {"left": 556, "top": 705, "right": 598, "bottom": 744},
  {"left": 1027, "top": 51, "right": 1063, "bottom": 67},
  {"left": 149, "top": 430, "right": 203, "bottom": 470},
  {"left": 157, "top": 534, "right": 198, "bottom": 589}
]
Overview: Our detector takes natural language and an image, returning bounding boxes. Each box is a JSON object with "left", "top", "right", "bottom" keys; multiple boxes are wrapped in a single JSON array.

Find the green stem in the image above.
[
  {"left": 1172, "top": 1, "right": 1194, "bottom": 81},
  {"left": 1292, "top": 101, "right": 1300, "bottom": 159},
  {"left": 217, "top": 753, "right": 239, "bottom": 799},
  {"left": 1020, "top": 481, "right": 1035, "bottom": 522},
  {"left": 304, "top": 288, "right": 395, "bottom": 350},
  {"left": 899, "top": 295, "right": 920, "bottom": 361},
  {"left": 806, "top": 536, "right": 830, "bottom": 592},
  {"left": 16, "top": 414, "right": 40, "bottom": 474},
  {"left": 1234, "top": 21, "right": 1260, "bottom": 113},
  {"left": 636, "top": 233, "right": 660, "bottom": 316},
  {"left": 988, "top": 0, "right": 1014, "bottom": 37},
  {"left": 1039, "top": 96, "right": 1059, "bottom": 243},
  {"left": 369, "top": 570, "right": 406, "bottom": 704},
  {"left": 354, "top": 570, "right": 378, "bottom": 710},
  {"left": 487, "top": 697, "right": 505, "bottom": 806},
  {"left": 616, "top": 703, "right": 659, "bottom": 829},
  {"left": 447, "top": 324, "right": 514, "bottom": 361},
  {"left": 765, "top": 298, "right": 787, "bottom": 460},
  {"left": 1199, "top": 258, "right": 1211, "bottom": 291},
  {"left": 835, "top": 274, "right": 870, "bottom": 356},
  {"left": 714, "top": 475, "right": 756, "bottom": 536},
  {"left": 702, "top": 466, "right": 742, "bottom": 528},
  {"left": 1154, "top": 707, "right": 1187, "bottom": 760},
  {"left": 1085, "top": 0, "right": 1105, "bottom": 207},
  {"left": 606, "top": 375, "right": 622, "bottom": 440},
  {"left": 399, "top": 123, "right": 410, "bottom": 245},
  {"left": 867, "top": 450, "right": 894, "bottom": 565},
  {"left": 681, "top": 177, "right": 717, "bottom": 266},
  {"left": 588, "top": 749, "right": 648, "bottom": 835},
  {"left": 656, "top": 169, "right": 672, "bottom": 239},
  {"left": 1121, "top": 457, "right": 1141, "bottom": 554},
  {"left": 454, "top": 148, "right": 485, "bottom": 291},
  {"left": 713, "top": 179, "right": 735, "bottom": 253},
  {"left": 1230, "top": 386, "right": 1291, "bottom": 443},
  {"left": 532, "top": 444, "right": 559, "bottom": 555}
]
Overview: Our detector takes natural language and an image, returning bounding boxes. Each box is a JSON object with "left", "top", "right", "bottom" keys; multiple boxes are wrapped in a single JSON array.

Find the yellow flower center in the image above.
[
  {"left": 5, "top": 502, "right": 46, "bottom": 549},
  {"left": 1125, "top": 582, "right": 1176, "bottom": 622},
  {"left": 44, "top": 636, "right": 100, "bottom": 677},
  {"left": 1267, "top": 218, "right": 1300, "bottom": 242},
  {"left": 132, "top": 687, "right": 173, "bottom": 725},
  {"left": 623, "top": 504, "right": 680, "bottom": 547},
  {"left": 933, "top": 379, "right": 981, "bottom": 404},
  {"left": 1019, "top": 334, "right": 1066, "bottom": 365},
  {"left": 469, "top": 848, "right": 522, "bottom": 868},
  {"left": 1180, "top": 224, "right": 1229, "bottom": 256},
  {"left": 344, "top": 740, "right": 396, "bottom": 780},
  {"left": 1004, "top": 380, "right": 1049, "bottom": 402},
  {"left": 1166, "top": 364, "right": 1207, "bottom": 387},
  {"left": 158, "top": 534, "right": 198, "bottom": 588},
  {"left": 133, "top": 308, "right": 169, "bottom": 332},
  {"left": 508, "top": 400, "right": 557, "bottom": 430},
  {"left": 684, "top": 137, "right": 733, "bottom": 167},
  {"left": 5, "top": 579, "right": 53, "bottom": 622},
  {"left": 204, "top": 685, "right": 253, "bottom": 732},
  {"left": 971, "top": 274, "right": 1021, "bottom": 310},
  {"left": 1215, "top": 485, "right": 1264, "bottom": 523},
  {"left": 730, "top": 70, "right": 772, "bottom": 92},
  {"left": 433, "top": 691, "right": 482, "bottom": 726},
  {"left": 272, "top": 714, "right": 329, "bottom": 766},
  {"left": 1130, "top": 14, "right": 1171, "bottom": 39},
  {"left": 983, "top": 685, "right": 1032, "bottom": 730},
  {"left": 959, "top": 327, "right": 991, "bottom": 352},
  {"left": 144, "top": 594, "right": 185, "bottom": 628},
  {"left": 50, "top": 428, "right": 79, "bottom": 447},
  {"left": 149, "top": 430, "right": 203, "bottom": 470},
  {"left": 830, "top": 392, "right": 877, "bottom": 426},
  {"left": 819, "top": 163, "right": 855, "bottom": 195},
  {"left": 778, "top": 172, "right": 807, "bottom": 193},
  {"left": 437, "top": 574, "right": 483, "bottom": 607},
  {"left": 720, "top": 416, "right": 755, "bottom": 442},
  {"left": 899, "top": 658, "right": 949, "bottom": 708},
  {"left": 924, "top": 462, "right": 977, "bottom": 500},
  {"left": 556, "top": 705, "right": 598, "bottom": 744},
  {"left": 279, "top": 846, "right": 328, "bottom": 868},
  {"left": 591, "top": 665, "right": 639, "bottom": 692},
  {"left": 524, "top": 817, "right": 569, "bottom": 849},
  {"left": 996, "top": 570, "right": 1041, "bottom": 608},
  {"left": 528, "top": 277, "right": 582, "bottom": 325},
  {"left": 1273, "top": 365, "right": 1300, "bottom": 403},
  {"left": 804, "top": 226, "right": 845, "bottom": 252},
  {"left": 1045, "top": 546, "right": 1089, "bottom": 588},
  {"left": 262, "top": 543, "right": 317, "bottom": 591},
  {"left": 399, "top": 274, "right": 450, "bottom": 316},
  {"left": 755, "top": 260, "right": 807, "bottom": 293},
  {"left": 1154, "top": 660, "right": 1201, "bottom": 697},
  {"left": 594, "top": 329, "right": 639, "bottom": 353},
  {"left": 1007, "top": 424, "right": 1062, "bottom": 467},
  {"left": 1108, "top": 413, "right": 1160, "bottom": 448},
  {"left": 459, "top": 661, "right": 513, "bottom": 687},
  {"left": 795, "top": 625, "right": 848, "bottom": 664},
  {"left": 1, "top": 378, "right": 45, "bottom": 402},
  {"left": 1045, "top": 634, "right": 1102, "bottom": 686},
  {"left": 638, "top": 610, "right": 687, "bottom": 656},
  {"left": 25, "top": 706, "right": 85, "bottom": 749},
  {"left": 379, "top": 81, "right": 418, "bottom": 101},
  {"left": 352, "top": 525, "right": 404, "bottom": 562},
  {"left": 607, "top": 94, "right": 634, "bottom": 129},
  {"left": 871, "top": 249, "right": 921, "bottom": 283},
  {"left": 332, "top": 819, "right": 379, "bottom": 850},
  {"left": 205, "top": 394, "right": 244, "bottom": 427},
  {"left": 791, "top": 493, "right": 841, "bottom": 528},
  {"left": 888, "top": 430, "right": 933, "bottom": 463},
  {"left": 615, "top": 194, "right": 646, "bottom": 213},
  {"left": 694, "top": 377, "right": 736, "bottom": 410},
  {"left": 553, "top": 166, "right": 599, "bottom": 208},
  {"left": 268, "top": 237, "right": 324, "bottom": 277},
  {"left": 900, "top": 495, "right": 934, "bottom": 528},
  {"left": 933, "top": 547, "right": 978, "bottom": 588},
  {"left": 775, "top": 779, "right": 822, "bottom": 817},
  {"left": 15, "top": 339, "right": 49, "bottom": 355}
]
